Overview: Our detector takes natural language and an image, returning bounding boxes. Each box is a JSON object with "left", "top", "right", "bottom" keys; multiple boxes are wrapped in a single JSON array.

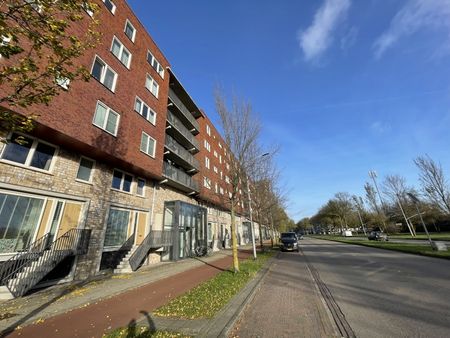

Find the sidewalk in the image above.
[
  {"left": 0, "top": 249, "right": 251, "bottom": 337},
  {"left": 230, "top": 251, "right": 338, "bottom": 338}
]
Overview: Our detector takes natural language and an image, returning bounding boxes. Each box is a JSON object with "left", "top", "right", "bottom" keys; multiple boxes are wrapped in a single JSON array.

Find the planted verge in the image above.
[
  {"left": 104, "top": 327, "right": 190, "bottom": 338},
  {"left": 315, "top": 236, "right": 450, "bottom": 259},
  {"left": 153, "top": 251, "right": 273, "bottom": 319}
]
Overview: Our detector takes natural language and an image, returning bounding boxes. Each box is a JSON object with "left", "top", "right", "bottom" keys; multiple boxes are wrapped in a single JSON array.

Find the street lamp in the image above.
[
  {"left": 247, "top": 152, "right": 270, "bottom": 260},
  {"left": 352, "top": 196, "right": 367, "bottom": 236},
  {"left": 406, "top": 192, "right": 435, "bottom": 250},
  {"left": 368, "top": 170, "right": 388, "bottom": 232}
]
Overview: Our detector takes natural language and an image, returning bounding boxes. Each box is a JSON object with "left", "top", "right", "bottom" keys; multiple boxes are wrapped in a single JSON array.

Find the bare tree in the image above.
[
  {"left": 364, "top": 182, "right": 388, "bottom": 231},
  {"left": 215, "top": 89, "right": 263, "bottom": 273},
  {"left": 382, "top": 175, "right": 415, "bottom": 236},
  {"left": 414, "top": 155, "right": 450, "bottom": 214}
]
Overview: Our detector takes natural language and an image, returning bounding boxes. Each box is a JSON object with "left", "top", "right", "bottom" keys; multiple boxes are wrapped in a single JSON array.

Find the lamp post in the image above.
[
  {"left": 406, "top": 193, "right": 435, "bottom": 249},
  {"left": 368, "top": 170, "right": 388, "bottom": 232},
  {"left": 352, "top": 196, "right": 367, "bottom": 236},
  {"left": 246, "top": 152, "right": 270, "bottom": 260}
]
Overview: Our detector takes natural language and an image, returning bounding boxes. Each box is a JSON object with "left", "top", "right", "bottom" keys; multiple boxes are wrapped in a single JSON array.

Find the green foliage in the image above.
[
  {"left": 153, "top": 252, "right": 273, "bottom": 319},
  {"left": 0, "top": 0, "right": 100, "bottom": 133}
]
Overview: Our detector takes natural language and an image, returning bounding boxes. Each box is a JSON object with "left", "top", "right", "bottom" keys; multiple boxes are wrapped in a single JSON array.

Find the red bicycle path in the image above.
[{"left": 4, "top": 251, "right": 251, "bottom": 338}]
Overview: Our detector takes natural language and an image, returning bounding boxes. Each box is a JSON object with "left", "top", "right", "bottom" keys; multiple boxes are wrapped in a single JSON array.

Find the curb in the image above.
[{"left": 197, "top": 252, "right": 278, "bottom": 338}]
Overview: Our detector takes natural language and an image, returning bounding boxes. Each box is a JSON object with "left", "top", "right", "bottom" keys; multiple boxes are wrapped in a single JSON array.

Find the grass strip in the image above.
[
  {"left": 389, "top": 233, "right": 450, "bottom": 241},
  {"left": 103, "top": 327, "right": 191, "bottom": 338},
  {"left": 153, "top": 251, "right": 273, "bottom": 319},
  {"left": 313, "top": 236, "right": 450, "bottom": 259}
]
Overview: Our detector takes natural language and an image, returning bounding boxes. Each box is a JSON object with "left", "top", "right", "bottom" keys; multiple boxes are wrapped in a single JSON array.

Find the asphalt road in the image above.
[{"left": 302, "top": 238, "right": 450, "bottom": 338}]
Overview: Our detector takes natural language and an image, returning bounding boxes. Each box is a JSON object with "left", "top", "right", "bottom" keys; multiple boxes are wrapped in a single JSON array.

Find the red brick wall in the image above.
[
  {"left": 0, "top": 0, "right": 170, "bottom": 179},
  {"left": 196, "top": 112, "right": 235, "bottom": 209}
]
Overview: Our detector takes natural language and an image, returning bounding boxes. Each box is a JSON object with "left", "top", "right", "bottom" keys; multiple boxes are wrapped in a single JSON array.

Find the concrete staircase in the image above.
[
  {"left": 113, "top": 246, "right": 138, "bottom": 274},
  {"left": 0, "top": 285, "right": 14, "bottom": 300}
]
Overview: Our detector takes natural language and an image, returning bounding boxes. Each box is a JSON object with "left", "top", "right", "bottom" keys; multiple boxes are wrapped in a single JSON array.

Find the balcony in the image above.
[
  {"left": 163, "top": 162, "right": 199, "bottom": 193},
  {"left": 165, "top": 134, "right": 200, "bottom": 172},
  {"left": 168, "top": 88, "right": 200, "bottom": 134},
  {"left": 166, "top": 110, "right": 200, "bottom": 151}
]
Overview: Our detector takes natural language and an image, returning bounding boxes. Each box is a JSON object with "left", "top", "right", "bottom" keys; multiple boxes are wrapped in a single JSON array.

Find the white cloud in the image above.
[
  {"left": 370, "top": 121, "right": 391, "bottom": 134},
  {"left": 298, "top": 0, "right": 351, "bottom": 62},
  {"left": 374, "top": 0, "right": 450, "bottom": 58}
]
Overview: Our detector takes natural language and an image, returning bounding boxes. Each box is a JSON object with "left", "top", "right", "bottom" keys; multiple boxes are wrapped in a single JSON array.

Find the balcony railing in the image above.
[
  {"left": 163, "top": 162, "right": 199, "bottom": 192},
  {"left": 168, "top": 88, "right": 200, "bottom": 132},
  {"left": 166, "top": 110, "right": 199, "bottom": 150},
  {"left": 165, "top": 134, "right": 199, "bottom": 170}
]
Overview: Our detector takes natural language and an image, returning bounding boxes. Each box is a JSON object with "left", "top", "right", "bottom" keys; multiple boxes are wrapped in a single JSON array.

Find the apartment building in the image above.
[{"left": 0, "top": 0, "right": 259, "bottom": 298}]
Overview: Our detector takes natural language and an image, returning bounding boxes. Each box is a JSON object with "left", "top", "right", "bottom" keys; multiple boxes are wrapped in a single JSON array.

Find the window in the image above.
[
  {"left": 215, "top": 183, "right": 219, "bottom": 193},
  {"left": 205, "top": 156, "right": 210, "bottom": 169},
  {"left": 204, "top": 140, "right": 211, "bottom": 152},
  {"left": 92, "top": 101, "right": 120, "bottom": 136},
  {"left": 225, "top": 176, "right": 230, "bottom": 184},
  {"left": 137, "top": 178, "right": 145, "bottom": 196},
  {"left": 91, "top": 56, "right": 117, "bottom": 92},
  {"left": 134, "top": 97, "right": 156, "bottom": 125},
  {"left": 203, "top": 177, "right": 211, "bottom": 189},
  {"left": 219, "top": 187, "right": 224, "bottom": 195},
  {"left": 140, "top": 132, "right": 156, "bottom": 157},
  {"left": 220, "top": 171, "right": 223, "bottom": 179},
  {"left": 76, "top": 157, "right": 94, "bottom": 182},
  {"left": 111, "top": 37, "right": 131, "bottom": 68},
  {"left": 124, "top": 20, "right": 136, "bottom": 42},
  {"left": 219, "top": 155, "right": 222, "bottom": 164},
  {"left": 24, "top": 0, "right": 42, "bottom": 12},
  {"left": 1, "top": 133, "right": 56, "bottom": 171},
  {"left": 206, "top": 125, "right": 211, "bottom": 136},
  {"left": 56, "top": 76, "right": 70, "bottom": 90},
  {"left": 112, "top": 169, "right": 132, "bottom": 192},
  {"left": 213, "top": 166, "right": 218, "bottom": 173},
  {"left": 102, "top": 0, "right": 116, "bottom": 14},
  {"left": 0, "top": 35, "right": 12, "bottom": 58},
  {"left": 213, "top": 150, "right": 218, "bottom": 158},
  {"left": 218, "top": 142, "right": 222, "bottom": 149},
  {"left": 226, "top": 163, "right": 230, "bottom": 170},
  {"left": 0, "top": 192, "right": 45, "bottom": 253},
  {"left": 145, "top": 74, "right": 159, "bottom": 98},
  {"left": 82, "top": 1, "right": 94, "bottom": 17},
  {"left": 147, "top": 51, "right": 164, "bottom": 78},
  {"left": 104, "top": 208, "right": 130, "bottom": 247}
]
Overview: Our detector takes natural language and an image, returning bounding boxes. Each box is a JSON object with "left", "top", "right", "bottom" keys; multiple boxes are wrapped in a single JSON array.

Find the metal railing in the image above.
[
  {"left": 1, "top": 229, "right": 91, "bottom": 297},
  {"left": 0, "top": 233, "right": 52, "bottom": 285},
  {"left": 163, "top": 162, "right": 199, "bottom": 192},
  {"left": 165, "top": 134, "right": 200, "bottom": 170},
  {"left": 168, "top": 88, "right": 200, "bottom": 132},
  {"left": 166, "top": 110, "right": 200, "bottom": 150},
  {"left": 129, "top": 230, "right": 173, "bottom": 271}
]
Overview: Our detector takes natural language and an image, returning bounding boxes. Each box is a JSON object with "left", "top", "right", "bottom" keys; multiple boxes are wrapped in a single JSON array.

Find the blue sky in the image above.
[{"left": 127, "top": 0, "right": 450, "bottom": 221}]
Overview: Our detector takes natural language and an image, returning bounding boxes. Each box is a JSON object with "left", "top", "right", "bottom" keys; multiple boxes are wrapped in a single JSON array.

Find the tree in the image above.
[
  {"left": 0, "top": 0, "right": 100, "bottom": 133},
  {"left": 382, "top": 174, "right": 415, "bottom": 236},
  {"left": 414, "top": 155, "right": 450, "bottom": 214},
  {"left": 215, "top": 89, "right": 264, "bottom": 272}
]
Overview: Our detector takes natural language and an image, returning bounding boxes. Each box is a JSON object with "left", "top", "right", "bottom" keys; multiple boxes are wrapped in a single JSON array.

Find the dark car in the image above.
[
  {"left": 368, "top": 230, "right": 388, "bottom": 241},
  {"left": 279, "top": 232, "right": 299, "bottom": 252}
]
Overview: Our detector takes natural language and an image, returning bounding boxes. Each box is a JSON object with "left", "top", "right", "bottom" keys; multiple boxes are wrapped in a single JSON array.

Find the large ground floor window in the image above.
[
  {"left": 104, "top": 208, "right": 130, "bottom": 247},
  {"left": 0, "top": 193, "right": 45, "bottom": 254}
]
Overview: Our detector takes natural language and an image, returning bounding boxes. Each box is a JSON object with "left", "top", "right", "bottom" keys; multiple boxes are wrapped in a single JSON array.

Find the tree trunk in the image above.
[
  {"left": 258, "top": 222, "right": 264, "bottom": 252},
  {"left": 231, "top": 202, "right": 240, "bottom": 273}
]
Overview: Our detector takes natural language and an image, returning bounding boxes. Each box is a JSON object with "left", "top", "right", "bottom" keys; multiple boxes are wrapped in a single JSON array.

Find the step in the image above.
[
  {"left": 0, "top": 286, "right": 14, "bottom": 300},
  {"left": 113, "top": 267, "right": 133, "bottom": 274}
]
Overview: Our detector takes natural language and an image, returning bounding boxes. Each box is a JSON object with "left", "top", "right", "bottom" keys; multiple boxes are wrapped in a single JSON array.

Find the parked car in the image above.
[
  {"left": 368, "top": 230, "right": 388, "bottom": 241},
  {"left": 279, "top": 232, "right": 299, "bottom": 252}
]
